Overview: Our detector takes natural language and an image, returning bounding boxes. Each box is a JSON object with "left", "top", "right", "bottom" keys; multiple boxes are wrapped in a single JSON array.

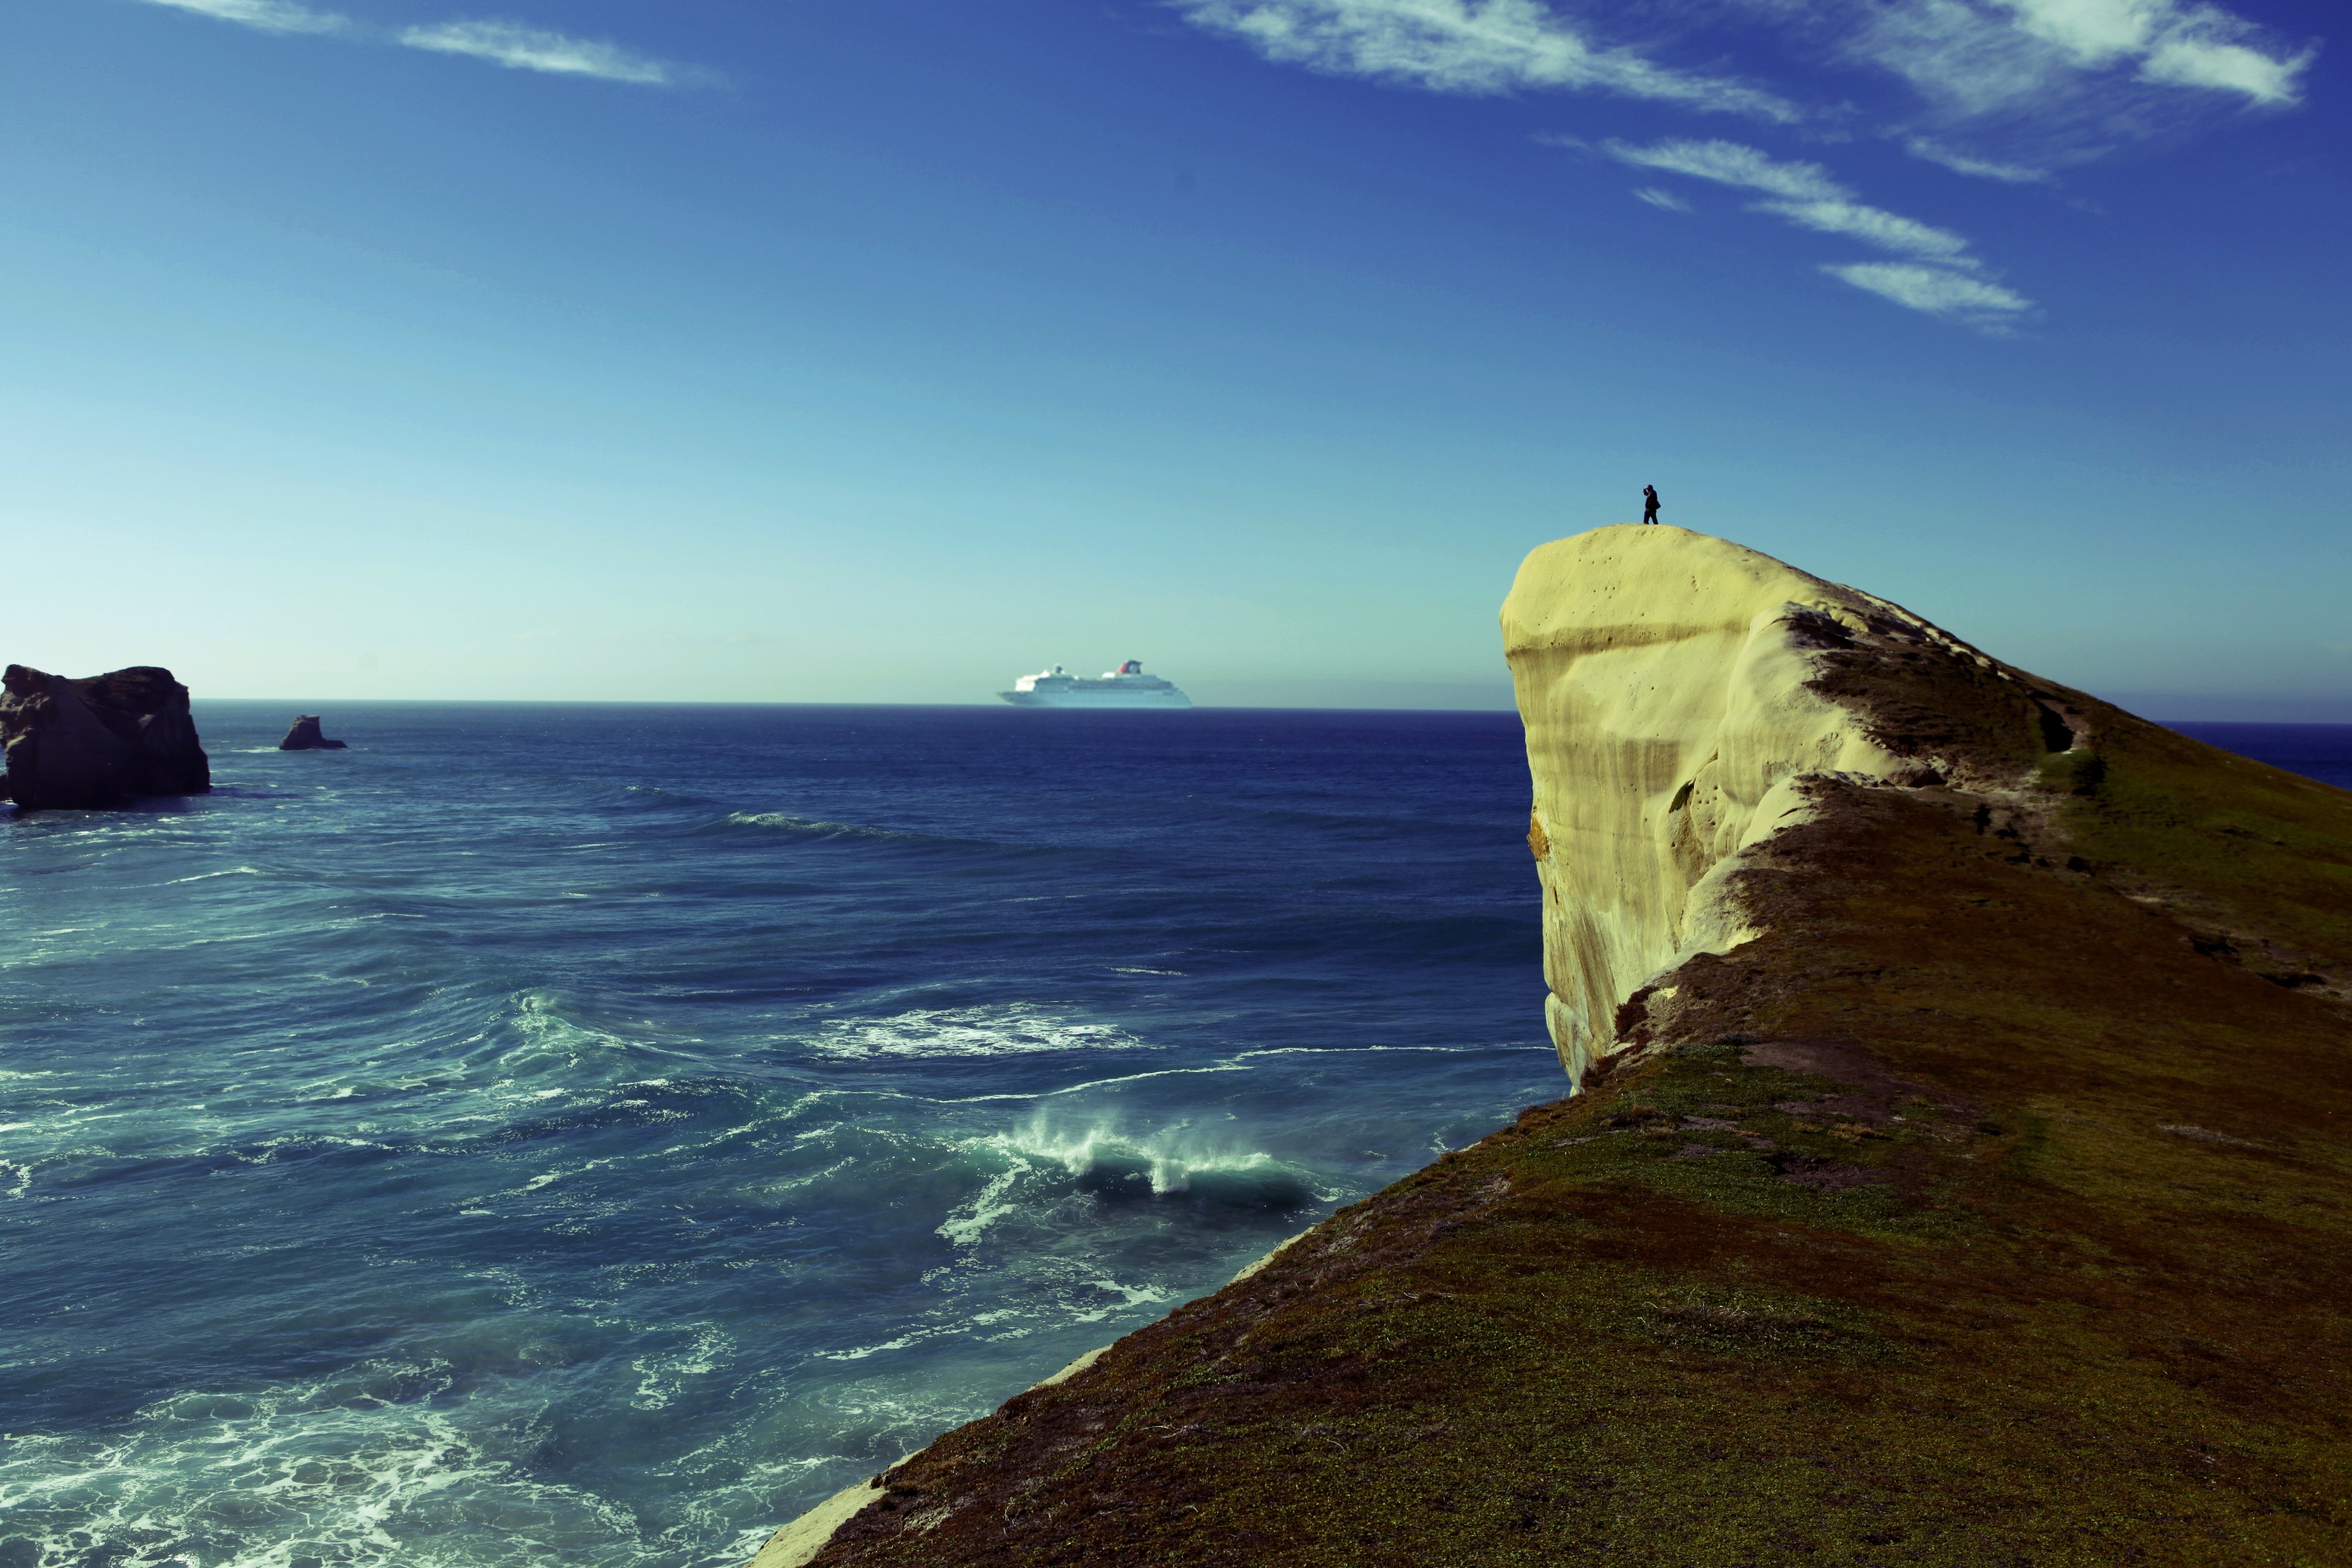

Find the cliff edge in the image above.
[
  {"left": 760, "top": 528, "right": 2352, "bottom": 1566},
  {"left": 1503, "top": 526, "right": 1909, "bottom": 1082}
]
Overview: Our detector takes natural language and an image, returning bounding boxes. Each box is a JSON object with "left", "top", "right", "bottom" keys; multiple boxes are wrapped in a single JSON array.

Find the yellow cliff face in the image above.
[{"left": 1500, "top": 525, "right": 1901, "bottom": 1084}]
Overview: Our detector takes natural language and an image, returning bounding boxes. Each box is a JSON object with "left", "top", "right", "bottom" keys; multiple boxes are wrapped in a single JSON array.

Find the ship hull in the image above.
[{"left": 998, "top": 688, "right": 1192, "bottom": 709}]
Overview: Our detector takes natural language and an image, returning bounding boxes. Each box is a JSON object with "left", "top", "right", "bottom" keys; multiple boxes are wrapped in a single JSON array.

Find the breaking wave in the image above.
[{"left": 938, "top": 1113, "right": 1327, "bottom": 1247}]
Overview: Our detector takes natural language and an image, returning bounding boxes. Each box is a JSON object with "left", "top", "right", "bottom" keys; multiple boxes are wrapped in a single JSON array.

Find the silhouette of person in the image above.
[{"left": 1642, "top": 485, "right": 1661, "bottom": 525}]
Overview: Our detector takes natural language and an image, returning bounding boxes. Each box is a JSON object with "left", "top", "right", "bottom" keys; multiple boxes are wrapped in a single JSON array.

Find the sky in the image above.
[{"left": 2, "top": 0, "right": 2344, "bottom": 713}]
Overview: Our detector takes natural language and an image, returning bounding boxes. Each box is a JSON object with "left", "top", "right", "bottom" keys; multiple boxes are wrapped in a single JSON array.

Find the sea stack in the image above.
[
  {"left": 0, "top": 664, "right": 211, "bottom": 811},
  {"left": 278, "top": 715, "right": 348, "bottom": 751},
  {"left": 749, "top": 526, "right": 2352, "bottom": 1565}
]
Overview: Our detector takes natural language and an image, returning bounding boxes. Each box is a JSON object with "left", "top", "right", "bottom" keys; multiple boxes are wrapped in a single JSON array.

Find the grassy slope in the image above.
[{"left": 809, "top": 656, "right": 2352, "bottom": 1567}]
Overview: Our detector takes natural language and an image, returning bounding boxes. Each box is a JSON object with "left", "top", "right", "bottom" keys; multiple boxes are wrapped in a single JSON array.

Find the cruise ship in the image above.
[{"left": 999, "top": 660, "right": 1193, "bottom": 709}]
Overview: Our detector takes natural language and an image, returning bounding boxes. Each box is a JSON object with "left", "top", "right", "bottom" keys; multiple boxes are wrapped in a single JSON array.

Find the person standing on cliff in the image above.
[{"left": 1642, "top": 485, "right": 1661, "bottom": 525}]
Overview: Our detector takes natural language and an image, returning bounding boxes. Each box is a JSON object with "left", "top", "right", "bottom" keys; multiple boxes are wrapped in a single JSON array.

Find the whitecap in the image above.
[
  {"left": 816, "top": 1331, "right": 923, "bottom": 1363},
  {"left": 629, "top": 1322, "right": 733, "bottom": 1410},
  {"left": 811, "top": 1004, "right": 1145, "bottom": 1061},
  {"left": 936, "top": 1161, "right": 1031, "bottom": 1247},
  {"left": 716, "top": 810, "right": 930, "bottom": 844},
  {"left": 1069, "top": 1276, "right": 1173, "bottom": 1323},
  {"left": 0, "top": 1364, "right": 636, "bottom": 1568}
]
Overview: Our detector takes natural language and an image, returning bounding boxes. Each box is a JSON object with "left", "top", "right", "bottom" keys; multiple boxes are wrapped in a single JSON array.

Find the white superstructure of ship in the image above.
[{"left": 999, "top": 660, "right": 1193, "bottom": 709}]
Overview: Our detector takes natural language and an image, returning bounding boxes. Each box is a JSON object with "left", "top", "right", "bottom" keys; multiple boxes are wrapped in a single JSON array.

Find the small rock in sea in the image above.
[
  {"left": 1, "top": 663, "right": 212, "bottom": 811},
  {"left": 279, "top": 716, "right": 349, "bottom": 751}
]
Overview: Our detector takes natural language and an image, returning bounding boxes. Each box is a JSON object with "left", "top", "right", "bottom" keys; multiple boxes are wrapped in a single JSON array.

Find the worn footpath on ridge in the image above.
[{"left": 782, "top": 528, "right": 2352, "bottom": 1566}]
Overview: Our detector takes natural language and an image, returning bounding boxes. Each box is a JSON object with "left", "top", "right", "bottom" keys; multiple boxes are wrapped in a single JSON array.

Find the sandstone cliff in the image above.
[
  {"left": 755, "top": 528, "right": 2352, "bottom": 1567},
  {"left": 1499, "top": 525, "right": 2066, "bottom": 1085},
  {"left": 1, "top": 664, "right": 211, "bottom": 811}
]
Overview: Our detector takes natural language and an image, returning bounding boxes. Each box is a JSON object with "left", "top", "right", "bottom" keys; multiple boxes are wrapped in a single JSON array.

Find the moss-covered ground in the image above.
[{"left": 808, "top": 669, "right": 2352, "bottom": 1567}]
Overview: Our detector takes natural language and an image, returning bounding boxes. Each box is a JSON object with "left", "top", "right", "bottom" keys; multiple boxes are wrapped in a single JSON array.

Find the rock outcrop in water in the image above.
[
  {"left": 749, "top": 526, "right": 2352, "bottom": 1566},
  {"left": 1, "top": 664, "right": 211, "bottom": 811},
  {"left": 278, "top": 715, "right": 347, "bottom": 751}
]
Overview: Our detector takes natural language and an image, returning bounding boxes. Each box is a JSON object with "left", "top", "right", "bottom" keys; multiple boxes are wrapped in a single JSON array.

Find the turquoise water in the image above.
[{"left": 0, "top": 704, "right": 1560, "bottom": 1568}]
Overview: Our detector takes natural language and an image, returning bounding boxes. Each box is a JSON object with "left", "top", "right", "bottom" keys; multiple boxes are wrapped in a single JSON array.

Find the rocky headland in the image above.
[
  {"left": 0, "top": 664, "right": 211, "bottom": 811},
  {"left": 754, "top": 525, "right": 2352, "bottom": 1565}
]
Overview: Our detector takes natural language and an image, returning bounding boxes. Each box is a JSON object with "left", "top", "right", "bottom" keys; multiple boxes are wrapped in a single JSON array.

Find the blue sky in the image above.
[{"left": 3, "top": 0, "right": 2344, "bottom": 711}]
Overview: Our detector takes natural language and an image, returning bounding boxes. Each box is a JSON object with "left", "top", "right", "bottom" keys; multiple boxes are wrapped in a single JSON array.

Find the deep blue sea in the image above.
[
  {"left": 4, "top": 708, "right": 2344, "bottom": 1568},
  {"left": 0, "top": 705, "right": 1561, "bottom": 1568},
  {"left": 2167, "top": 721, "right": 2352, "bottom": 791}
]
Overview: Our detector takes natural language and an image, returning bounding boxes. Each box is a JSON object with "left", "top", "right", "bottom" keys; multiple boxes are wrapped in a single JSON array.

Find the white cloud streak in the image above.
[
  {"left": 397, "top": 20, "right": 678, "bottom": 84},
  {"left": 1632, "top": 187, "right": 1691, "bottom": 212},
  {"left": 1767, "top": 198, "right": 1974, "bottom": 262},
  {"left": 1603, "top": 139, "right": 1842, "bottom": 204},
  {"left": 131, "top": 0, "right": 689, "bottom": 86},
  {"left": 1174, "top": 0, "right": 1801, "bottom": 120},
  {"left": 135, "top": 0, "right": 346, "bottom": 35},
  {"left": 1903, "top": 136, "right": 2055, "bottom": 183},
  {"left": 2137, "top": 26, "right": 2311, "bottom": 103},
  {"left": 1824, "top": 262, "right": 2033, "bottom": 323}
]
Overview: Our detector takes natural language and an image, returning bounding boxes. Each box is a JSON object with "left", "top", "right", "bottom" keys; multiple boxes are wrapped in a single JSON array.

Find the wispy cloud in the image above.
[
  {"left": 135, "top": 0, "right": 346, "bottom": 35},
  {"left": 131, "top": 0, "right": 690, "bottom": 86},
  {"left": 1174, "top": 0, "right": 1801, "bottom": 121},
  {"left": 2138, "top": 27, "right": 2311, "bottom": 104},
  {"left": 1604, "top": 139, "right": 1974, "bottom": 264},
  {"left": 1903, "top": 135, "right": 2054, "bottom": 184},
  {"left": 1178, "top": 0, "right": 2315, "bottom": 147},
  {"left": 1603, "top": 139, "right": 1841, "bottom": 204},
  {"left": 1853, "top": 0, "right": 2314, "bottom": 118},
  {"left": 1769, "top": 198, "right": 1975, "bottom": 263},
  {"left": 2003, "top": 0, "right": 2311, "bottom": 104},
  {"left": 1824, "top": 262, "right": 2033, "bottom": 324},
  {"left": 1164, "top": 0, "right": 2307, "bottom": 332},
  {"left": 1600, "top": 138, "right": 2031, "bottom": 324},
  {"left": 397, "top": 19, "right": 680, "bottom": 84}
]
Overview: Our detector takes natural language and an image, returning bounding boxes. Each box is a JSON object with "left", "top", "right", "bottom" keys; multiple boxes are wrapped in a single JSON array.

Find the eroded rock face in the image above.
[
  {"left": 1500, "top": 526, "right": 1908, "bottom": 1084},
  {"left": 1, "top": 664, "right": 211, "bottom": 811},
  {"left": 279, "top": 716, "right": 348, "bottom": 751}
]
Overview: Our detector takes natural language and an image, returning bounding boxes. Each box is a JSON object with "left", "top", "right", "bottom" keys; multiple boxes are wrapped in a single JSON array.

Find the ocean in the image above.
[
  {"left": 0, "top": 705, "right": 1560, "bottom": 1568},
  {"left": 3, "top": 705, "right": 2344, "bottom": 1568},
  {"left": 2166, "top": 721, "right": 2352, "bottom": 792}
]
